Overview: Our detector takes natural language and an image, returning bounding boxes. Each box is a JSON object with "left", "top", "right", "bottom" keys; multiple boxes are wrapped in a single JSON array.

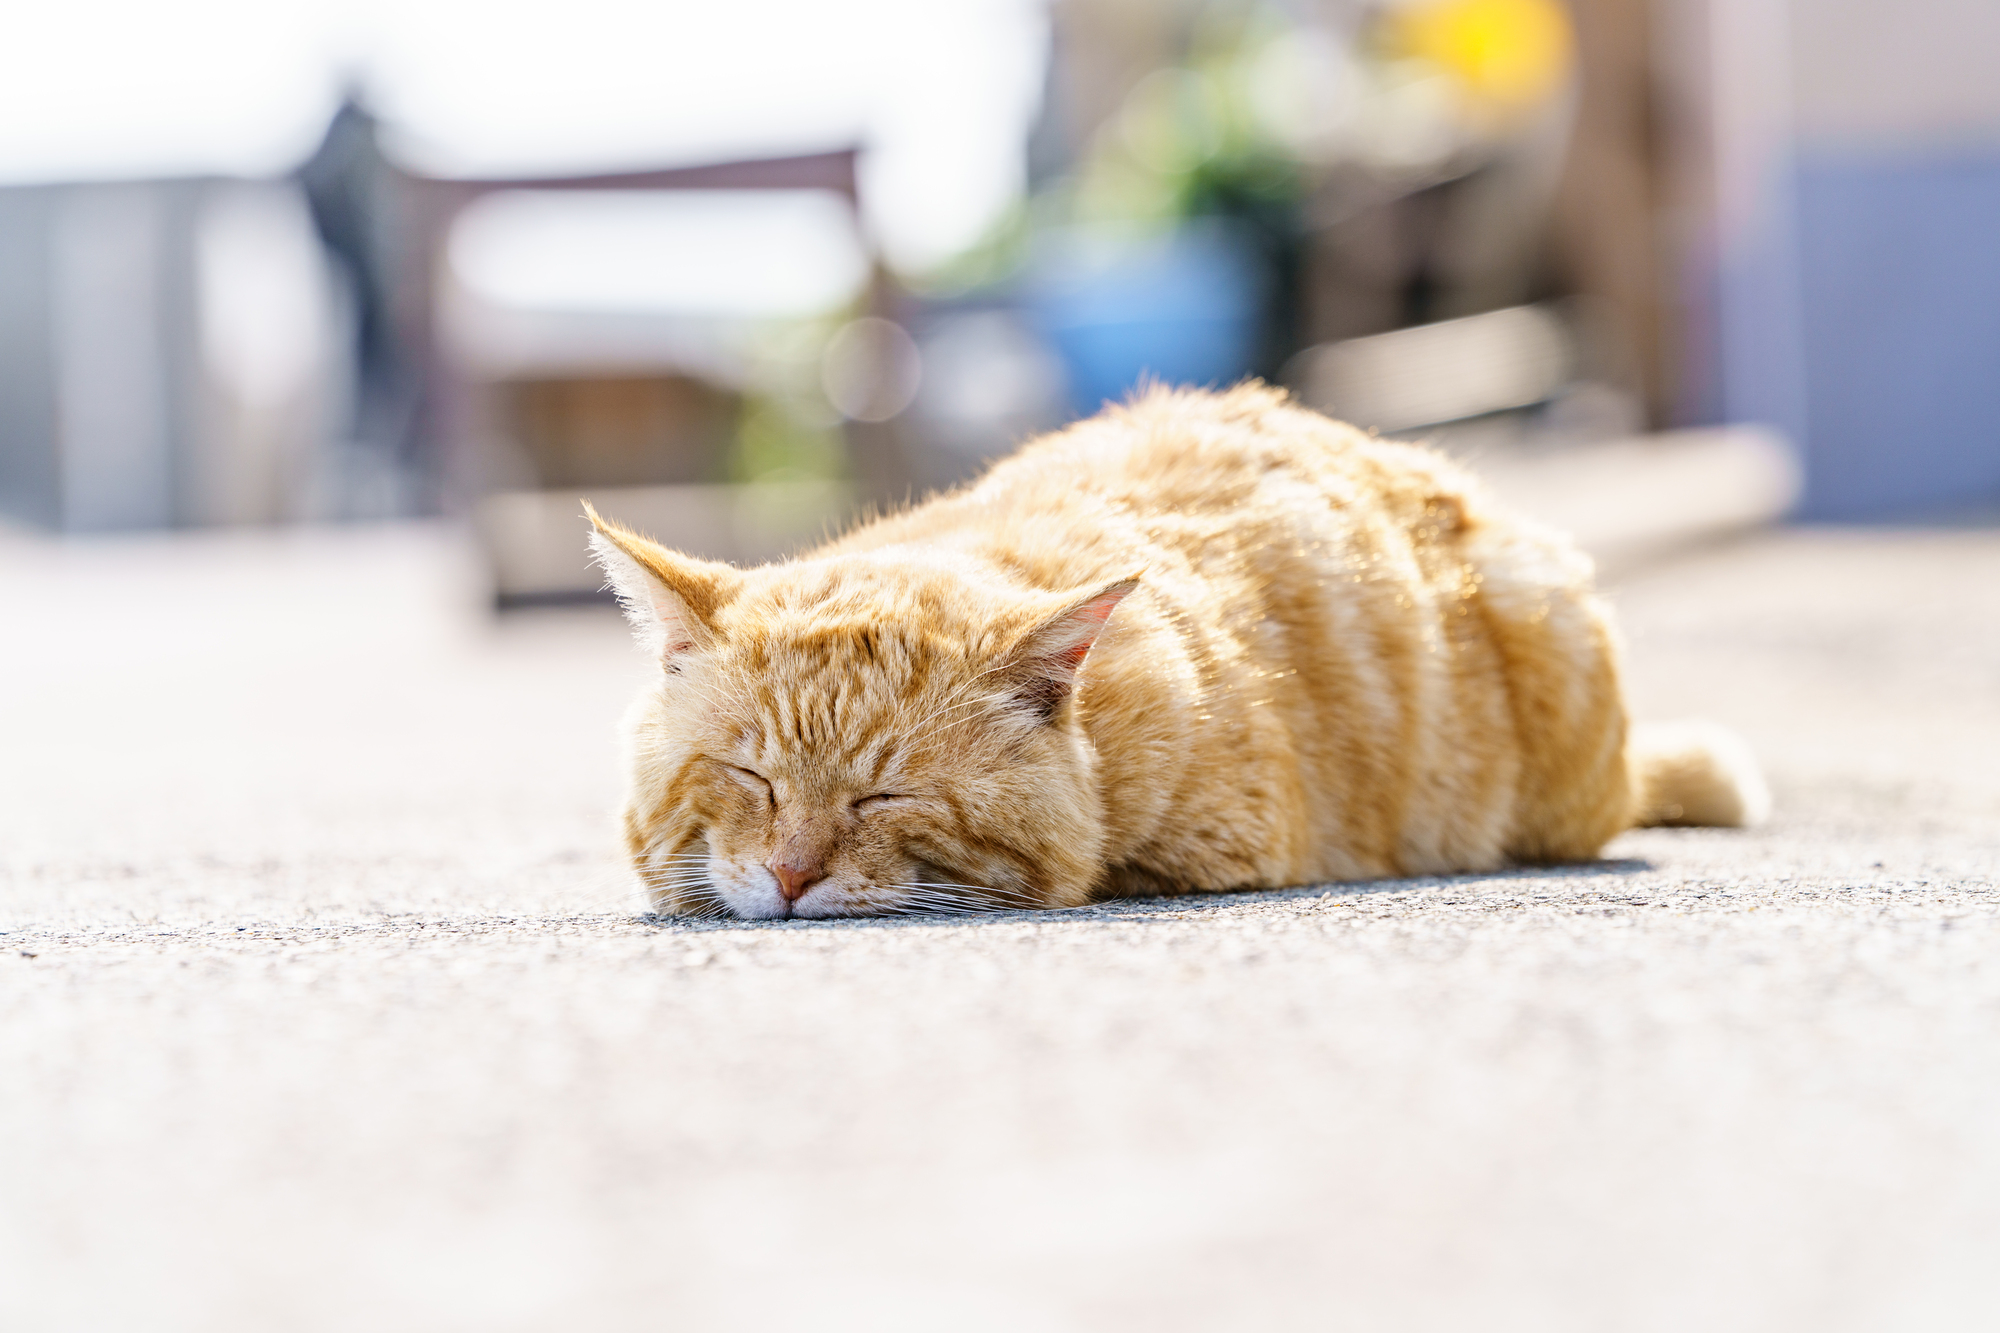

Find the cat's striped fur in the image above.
[{"left": 589, "top": 384, "right": 1766, "bottom": 919}]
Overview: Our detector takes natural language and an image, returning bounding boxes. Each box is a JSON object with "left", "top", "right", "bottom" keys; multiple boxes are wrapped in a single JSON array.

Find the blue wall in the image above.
[
  {"left": 1794, "top": 151, "right": 2000, "bottom": 519},
  {"left": 1025, "top": 220, "right": 1265, "bottom": 418}
]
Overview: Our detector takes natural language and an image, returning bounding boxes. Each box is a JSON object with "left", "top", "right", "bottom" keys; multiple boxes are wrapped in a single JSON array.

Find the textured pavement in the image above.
[{"left": 3, "top": 523, "right": 1997, "bottom": 1331}]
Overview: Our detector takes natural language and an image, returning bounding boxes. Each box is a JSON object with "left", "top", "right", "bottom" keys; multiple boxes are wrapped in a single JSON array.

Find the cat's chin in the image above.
[
  {"left": 697, "top": 859, "right": 1016, "bottom": 919},
  {"left": 787, "top": 893, "right": 863, "bottom": 920},
  {"left": 717, "top": 881, "right": 869, "bottom": 920},
  {"left": 718, "top": 882, "right": 957, "bottom": 920}
]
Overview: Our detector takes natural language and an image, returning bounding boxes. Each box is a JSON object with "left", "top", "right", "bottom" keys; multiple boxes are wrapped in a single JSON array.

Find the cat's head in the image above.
[{"left": 587, "top": 505, "right": 1138, "bottom": 919}]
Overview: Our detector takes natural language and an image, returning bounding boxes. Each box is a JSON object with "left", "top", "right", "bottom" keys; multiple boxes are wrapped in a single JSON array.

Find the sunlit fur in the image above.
[{"left": 589, "top": 383, "right": 1766, "bottom": 919}]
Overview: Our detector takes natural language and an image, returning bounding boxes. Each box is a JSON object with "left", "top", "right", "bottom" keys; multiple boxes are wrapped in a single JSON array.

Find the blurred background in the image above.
[
  {"left": 1, "top": 0, "right": 1995, "bottom": 595},
  {"left": 7, "top": 9, "right": 2000, "bottom": 1327}
]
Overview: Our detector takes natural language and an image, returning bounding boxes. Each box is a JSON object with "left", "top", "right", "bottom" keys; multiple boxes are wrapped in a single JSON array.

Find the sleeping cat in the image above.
[{"left": 588, "top": 383, "right": 1767, "bottom": 919}]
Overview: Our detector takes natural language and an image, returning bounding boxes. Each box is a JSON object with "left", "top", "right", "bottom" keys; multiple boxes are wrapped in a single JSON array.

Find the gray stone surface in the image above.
[{"left": 3, "top": 523, "right": 1997, "bottom": 1331}]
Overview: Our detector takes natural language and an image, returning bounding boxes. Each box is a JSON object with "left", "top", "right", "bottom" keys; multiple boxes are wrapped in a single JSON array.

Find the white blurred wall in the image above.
[
  {"left": 0, "top": 179, "right": 346, "bottom": 533},
  {"left": 1791, "top": 0, "right": 2000, "bottom": 149},
  {"left": 1784, "top": 0, "right": 2000, "bottom": 518},
  {"left": 1677, "top": 0, "right": 2000, "bottom": 519}
]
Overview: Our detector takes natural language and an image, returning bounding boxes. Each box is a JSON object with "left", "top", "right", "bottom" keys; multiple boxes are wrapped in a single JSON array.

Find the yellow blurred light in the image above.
[{"left": 1382, "top": 0, "right": 1574, "bottom": 120}]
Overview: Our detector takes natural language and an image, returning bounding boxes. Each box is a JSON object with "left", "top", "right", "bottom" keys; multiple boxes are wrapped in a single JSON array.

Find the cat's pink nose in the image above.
[{"left": 771, "top": 858, "right": 824, "bottom": 902}]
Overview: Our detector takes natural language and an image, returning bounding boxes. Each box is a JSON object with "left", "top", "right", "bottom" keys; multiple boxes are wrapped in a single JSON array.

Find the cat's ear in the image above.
[
  {"left": 1000, "top": 576, "right": 1141, "bottom": 721},
  {"left": 584, "top": 501, "right": 741, "bottom": 671}
]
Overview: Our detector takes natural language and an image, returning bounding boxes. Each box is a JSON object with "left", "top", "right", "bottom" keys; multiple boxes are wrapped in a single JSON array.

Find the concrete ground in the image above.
[{"left": 2, "top": 522, "right": 1997, "bottom": 1332}]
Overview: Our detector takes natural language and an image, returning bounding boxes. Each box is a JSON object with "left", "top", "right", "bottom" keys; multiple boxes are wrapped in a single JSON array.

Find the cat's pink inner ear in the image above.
[
  {"left": 631, "top": 570, "right": 726, "bottom": 668},
  {"left": 1005, "top": 577, "right": 1140, "bottom": 715},
  {"left": 1047, "top": 581, "right": 1136, "bottom": 663},
  {"left": 652, "top": 597, "right": 700, "bottom": 661}
]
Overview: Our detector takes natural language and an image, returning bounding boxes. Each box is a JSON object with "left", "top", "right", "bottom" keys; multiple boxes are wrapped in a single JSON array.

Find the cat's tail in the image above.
[{"left": 1628, "top": 720, "right": 1772, "bottom": 828}]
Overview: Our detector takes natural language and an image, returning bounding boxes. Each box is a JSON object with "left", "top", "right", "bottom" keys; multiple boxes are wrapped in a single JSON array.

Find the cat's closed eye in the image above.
[
  {"left": 854, "top": 793, "right": 909, "bottom": 813},
  {"left": 724, "top": 765, "right": 773, "bottom": 802}
]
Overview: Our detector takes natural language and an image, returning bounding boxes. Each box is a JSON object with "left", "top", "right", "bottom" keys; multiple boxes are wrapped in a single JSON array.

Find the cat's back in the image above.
[
  {"left": 859, "top": 382, "right": 1460, "bottom": 589},
  {"left": 811, "top": 383, "right": 1629, "bottom": 889},
  {"left": 977, "top": 381, "right": 1397, "bottom": 527}
]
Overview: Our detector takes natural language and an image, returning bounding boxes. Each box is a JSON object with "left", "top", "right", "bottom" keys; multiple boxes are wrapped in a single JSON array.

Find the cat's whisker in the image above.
[
  {"left": 632, "top": 857, "right": 723, "bottom": 912},
  {"left": 908, "top": 663, "right": 1016, "bottom": 730},
  {"left": 677, "top": 886, "right": 733, "bottom": 920},
  {"left": 881, "top": 896, "right": 991, "bottom": 917},
  {"left": 913, "top": 878, "right": 1039, "bottom": 906},
  {"left": 904, "top": 687, "right": 998, "bottom": 737},
  {"left": 644, "top": 882, "right": 733, "bottom": 920},
  {"left": 676, "top": 682, "right": 753, "bottom": 724},
  {"left": 881, "top": 882, "right": 1026, "bottom": 916},
  {"left": 636, "top": 878, "right": 718, "bottom": 895},
  {"left": 918, "top": 698, "right": 1009, "bottom": 743},
  {"left": 635, "top": 855, "right": 712, "bottom": 871},
  {"left": 900, "top": 659, "right": 1017, "bottom": 734}
]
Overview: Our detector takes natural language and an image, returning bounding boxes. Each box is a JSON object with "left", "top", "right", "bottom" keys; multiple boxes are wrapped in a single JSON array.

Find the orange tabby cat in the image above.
[{"left": 588, "top": 384, "right": 1766, "bottom": 919}]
